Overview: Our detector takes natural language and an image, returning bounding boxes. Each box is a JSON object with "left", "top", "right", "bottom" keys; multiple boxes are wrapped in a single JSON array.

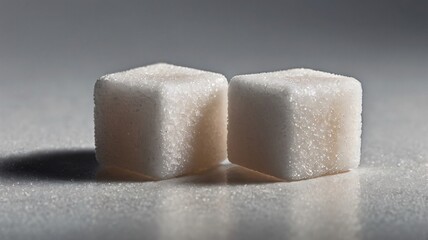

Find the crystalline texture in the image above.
[
  {"left": 228, "top": 68, "right": 362, "bottom": 181},
  {"left": 94, "top": 63, "right": 228, "bottom": 180}
]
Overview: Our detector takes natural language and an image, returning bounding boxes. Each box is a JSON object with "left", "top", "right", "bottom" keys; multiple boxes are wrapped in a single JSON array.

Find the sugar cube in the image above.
[
  {"left": 228, "top": 68, "right": 362, "bottom": 181},
  {"left": 94, "top": 63, "right": 228, "bottom": 180}
]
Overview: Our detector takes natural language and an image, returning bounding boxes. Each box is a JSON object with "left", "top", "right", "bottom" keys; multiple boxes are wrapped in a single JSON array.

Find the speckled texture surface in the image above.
[
  {"left": 1, "top": 68, "right": 428, "bottom": 240},
  {"left": 95, "top": 63, "right": 228, "bottom": 179},
  {"left": 228, "top": 69, "right": 362, "bottom": 180}
]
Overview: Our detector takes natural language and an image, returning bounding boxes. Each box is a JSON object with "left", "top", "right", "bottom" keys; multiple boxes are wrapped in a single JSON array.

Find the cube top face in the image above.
[
  {"left": 95, "top": 63, "right": 228, "bottom": 180},
  {"left": 228, "top": 68, "right": 362, "bottom": 181},
  {"left": 231, "top": 68, "right": 360, "bottom": 97},
  {"left": 100, "top": 63, "right": 226, "bottom": 89}
]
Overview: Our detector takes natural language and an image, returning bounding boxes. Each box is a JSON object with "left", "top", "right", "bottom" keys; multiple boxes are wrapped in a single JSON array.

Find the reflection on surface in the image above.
[
  {"left": 96, "top": 166, "right": 154, "bottom": 182},
  {"left": 287, "top": 171, "right": 362, "bottom": 240},
  {"left": 150, "top": 164, "right": 361, "bottom": 240},
  {"left": 177, "top": 164, "right": 280, "bottom": 185},
  {"left": 151, "top": 164, "right": 278, "bottom": 239},
  {"left": 155, "top": 173, "right": 231, "bottom": 239}
]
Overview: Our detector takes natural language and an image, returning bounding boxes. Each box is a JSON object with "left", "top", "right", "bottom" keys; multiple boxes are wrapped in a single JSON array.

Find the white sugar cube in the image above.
[
  {"left": 94, "top": 63, "right": 228, "bottom": 180},
  {"left": 228, "top": 68, "right": 362, "bottom": 181}
]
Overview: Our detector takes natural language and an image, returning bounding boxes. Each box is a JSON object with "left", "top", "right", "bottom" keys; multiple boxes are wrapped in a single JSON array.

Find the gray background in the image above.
[{"left": 1, "top": 1, "right": 428, "bottom": 239}]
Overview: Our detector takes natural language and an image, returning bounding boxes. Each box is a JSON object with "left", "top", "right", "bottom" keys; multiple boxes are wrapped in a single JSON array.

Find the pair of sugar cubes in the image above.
[{"left": 94, "top": 63, "right": 362, "bottom": 181}]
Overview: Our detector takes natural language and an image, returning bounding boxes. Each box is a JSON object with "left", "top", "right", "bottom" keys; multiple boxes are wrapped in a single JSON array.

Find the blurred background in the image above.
[
  {"left": 0, "top": 1, "right": 428, "bottom": 239},
  {"left": 1, "top": 0, "right": 427, "bottom": 152}
]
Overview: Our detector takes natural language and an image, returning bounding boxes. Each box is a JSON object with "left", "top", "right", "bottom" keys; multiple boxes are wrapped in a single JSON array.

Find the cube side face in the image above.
[
  {"left": 335, "top": 80, "right": 362, "bottom": 170},
  {"left": 94, "top": 79, "right": 161, "bottom": 178},
  {"left": 154, "top": 77, "right": 228, "bottom": 179},
  {"left": 228, "top": 73, "right": 362, "bottom": 181},
  {"left": 285, "top": 79, "right": 362, "bottom": 180},
  {"left": 228, "top": 78, "right": 293, "bottom": 178}
]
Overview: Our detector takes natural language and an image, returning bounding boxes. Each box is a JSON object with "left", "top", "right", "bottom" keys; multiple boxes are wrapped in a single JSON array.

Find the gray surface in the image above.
[{"left": 1, "top": 1, "right": 428, "bottom": 240}]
